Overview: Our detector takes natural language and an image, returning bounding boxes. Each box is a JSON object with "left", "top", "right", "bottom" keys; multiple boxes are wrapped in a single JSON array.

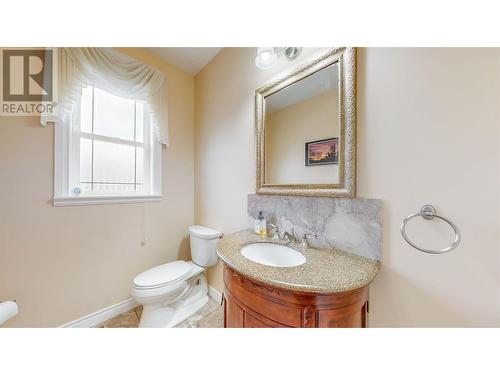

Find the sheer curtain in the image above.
[{"left": 41, "top": 48, "right": 169, "bottom": 145}]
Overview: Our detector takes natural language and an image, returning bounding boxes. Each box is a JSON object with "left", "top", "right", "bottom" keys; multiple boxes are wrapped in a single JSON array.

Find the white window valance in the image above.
[{"left": 42, "top": 48, "right": 169, "bottom": 145}]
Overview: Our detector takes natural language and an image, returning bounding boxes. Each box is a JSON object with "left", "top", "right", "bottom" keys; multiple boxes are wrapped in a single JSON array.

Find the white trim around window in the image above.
[
  {"left": 53, "top": 194, "right": 162, "bottom": 207},
  {"left": 53, "top": 88, "right": 162, "bottom": 207}
]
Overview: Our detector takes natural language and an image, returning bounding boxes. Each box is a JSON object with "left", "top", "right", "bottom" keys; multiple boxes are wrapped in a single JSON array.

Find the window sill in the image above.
[{"left": 53, "top": 195, "right": 162, "bottom": 207}]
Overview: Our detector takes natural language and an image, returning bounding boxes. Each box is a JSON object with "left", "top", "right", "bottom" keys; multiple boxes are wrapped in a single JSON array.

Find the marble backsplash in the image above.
[{"left": 248, "top": 194, "right": 383, "bottom": 260}]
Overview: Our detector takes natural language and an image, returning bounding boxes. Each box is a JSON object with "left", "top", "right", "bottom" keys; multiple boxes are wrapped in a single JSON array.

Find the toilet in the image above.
[{"left": 131, "top": 225, "right": 222, "bottom": 327}]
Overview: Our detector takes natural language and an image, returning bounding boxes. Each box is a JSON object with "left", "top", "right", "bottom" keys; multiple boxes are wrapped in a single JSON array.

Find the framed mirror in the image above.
[{"left": 255, "top": 48, "right": 356, "bottom": 197}]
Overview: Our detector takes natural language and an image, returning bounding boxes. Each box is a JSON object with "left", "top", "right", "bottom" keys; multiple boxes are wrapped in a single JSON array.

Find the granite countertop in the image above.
[{"left": 216, "top": 229, "right": 380, "bottom": 294}]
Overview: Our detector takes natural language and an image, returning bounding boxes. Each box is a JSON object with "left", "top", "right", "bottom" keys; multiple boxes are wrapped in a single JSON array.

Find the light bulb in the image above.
[
  {"left": 260, "top": 51, "right": 271, "bottom": 61},
  {"left": 255, "top": 47, "right": 277, "bottom": 70}
]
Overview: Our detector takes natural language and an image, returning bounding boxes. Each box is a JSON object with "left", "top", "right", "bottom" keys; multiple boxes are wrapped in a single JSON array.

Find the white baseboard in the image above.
[
  {"left": 62, "top": 287, "right": 221, "bottom": 328},
  {"left": 60, "top": 298, "right": 139, "bottom": 328},
  {"left": 208, "top": 285, "right": 223, "bottom": 305}
]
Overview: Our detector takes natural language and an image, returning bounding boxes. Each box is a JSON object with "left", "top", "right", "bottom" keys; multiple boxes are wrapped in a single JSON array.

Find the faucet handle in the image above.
[{"left": 304, "top": 230, "right": 318, "bottom": 239}]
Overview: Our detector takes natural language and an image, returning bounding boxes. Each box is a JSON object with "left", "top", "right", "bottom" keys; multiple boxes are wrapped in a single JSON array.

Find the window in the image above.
[{"left": 53, "top": 86, "right": 161, "bottom": 206}]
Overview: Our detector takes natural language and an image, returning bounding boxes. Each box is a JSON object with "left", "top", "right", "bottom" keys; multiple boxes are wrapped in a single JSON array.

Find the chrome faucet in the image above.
[
  {"left": 298, "top": 230, "right": 318, "bottom": 251},
  {"left": 268, "top": 225, "right": 315, "bottom": 250},
  {"left": 282, "top": 229, "right": 296, "bottom": 244}
]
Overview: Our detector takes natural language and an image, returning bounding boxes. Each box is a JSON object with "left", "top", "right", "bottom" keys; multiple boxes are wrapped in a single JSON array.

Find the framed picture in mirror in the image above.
[{"left": 305, "top": 138, "right": 339, "bottom": 166}]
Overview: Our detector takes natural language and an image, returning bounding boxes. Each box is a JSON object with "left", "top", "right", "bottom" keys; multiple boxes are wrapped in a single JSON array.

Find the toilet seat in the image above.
[
  {"left": 133, "top": 261, "right": 193, "bottom": 290},
  {"left": 131, "top": 261, "right": 206, "bottom": 311}
]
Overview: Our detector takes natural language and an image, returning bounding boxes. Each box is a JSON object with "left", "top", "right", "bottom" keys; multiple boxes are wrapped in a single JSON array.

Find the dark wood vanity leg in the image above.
[
  {"left": 223, "top": 295, "right": 227, "bottom": 328},
  {"left": 361, "top": 301, "right": 367, "bottom": 328},
  {"left": 362, "top": 291, "right": 370, "bottom": 327}
]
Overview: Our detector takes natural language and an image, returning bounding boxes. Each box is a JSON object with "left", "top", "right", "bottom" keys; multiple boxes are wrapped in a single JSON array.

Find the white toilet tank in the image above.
[{"left": 188, "top": 225, "right": 222, "bottom": 267}]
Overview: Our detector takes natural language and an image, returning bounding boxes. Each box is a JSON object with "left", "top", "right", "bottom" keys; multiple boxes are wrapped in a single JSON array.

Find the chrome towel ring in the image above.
[{"left": 401, "top": 205, "right": 461, "bottom": 254}]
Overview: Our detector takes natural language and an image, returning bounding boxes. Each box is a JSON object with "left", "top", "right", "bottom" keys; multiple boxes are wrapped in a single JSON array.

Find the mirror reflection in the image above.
[{"left": 264, "top": 63, "right": 340, "bottom": 185}]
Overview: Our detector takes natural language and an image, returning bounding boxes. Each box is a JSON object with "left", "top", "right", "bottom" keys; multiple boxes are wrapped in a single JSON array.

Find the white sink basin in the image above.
[{"left": 240, "top": 243, "right": 306, "bottom": 267}]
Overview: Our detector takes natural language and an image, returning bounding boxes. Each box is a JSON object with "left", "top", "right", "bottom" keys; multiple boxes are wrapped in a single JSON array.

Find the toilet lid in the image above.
[{"left": 133, "top": 261, "right": 192, "bottom": 289}]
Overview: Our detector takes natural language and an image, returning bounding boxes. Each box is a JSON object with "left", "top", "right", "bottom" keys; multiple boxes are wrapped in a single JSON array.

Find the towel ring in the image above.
[{"left": 401, "top": 205, "right": 461, "bottom": 254}]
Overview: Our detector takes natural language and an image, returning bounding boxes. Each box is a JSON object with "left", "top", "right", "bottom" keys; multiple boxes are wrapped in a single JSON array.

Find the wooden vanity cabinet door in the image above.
[
  {"left": 224, "top": 294, "right": 244, "bottom": 328},
  {"left": 243, "top": 312, "right": 273, "bottom": 328},
  {"left": 224, "top": 293, "right": 274, "bottom": 328}
]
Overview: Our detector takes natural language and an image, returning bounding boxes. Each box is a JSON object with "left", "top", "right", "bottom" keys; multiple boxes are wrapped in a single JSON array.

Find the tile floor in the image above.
[{"left": 96, "top": 298, "right": 224, "bottom": 328}]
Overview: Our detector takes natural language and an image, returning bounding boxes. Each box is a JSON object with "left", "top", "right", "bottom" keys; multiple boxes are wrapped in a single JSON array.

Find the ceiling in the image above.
[
  {"left": 266, "top": 63, "right": 339, "bottom": 114},
  {"left": 146, "top": 47, "right": 222, "bottom": 75}
]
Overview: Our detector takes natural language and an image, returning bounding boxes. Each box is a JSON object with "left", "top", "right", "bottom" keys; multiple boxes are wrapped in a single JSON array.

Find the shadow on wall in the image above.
[
  {"left": 370, "top": 266, "right": 475, "bottom": 327},
  {"left": 176, "top": 235, "right": 191, "bottom": 262}
]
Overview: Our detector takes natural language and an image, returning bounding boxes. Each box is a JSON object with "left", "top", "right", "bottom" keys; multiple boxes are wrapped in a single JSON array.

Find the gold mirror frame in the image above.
[{"left": 255, "top": 47, "right": 357, "bottom": 198}]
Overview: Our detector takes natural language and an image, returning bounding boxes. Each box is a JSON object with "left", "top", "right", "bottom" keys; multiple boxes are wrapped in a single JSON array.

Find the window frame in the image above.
[{"left": 53, "top": 86, "right": 162, "bottom": 207}]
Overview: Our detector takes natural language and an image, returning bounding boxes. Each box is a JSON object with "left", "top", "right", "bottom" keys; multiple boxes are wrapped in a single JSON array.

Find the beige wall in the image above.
[
  {"left": 0, "top": 48, "right": 195, "bottom": 327},
  {"left": 265, "top": 90, "right": 339, "bottom": 184},
  {"left": 195, "top": 48, "right": 500, "bottom": 327},
  {"left": 195, "top": 48, "right": 329, "bottom": 293}
]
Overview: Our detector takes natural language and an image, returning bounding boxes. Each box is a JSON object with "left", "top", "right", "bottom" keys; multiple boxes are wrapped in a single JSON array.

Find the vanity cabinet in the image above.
[{"left": 223, "top": 265, "right": 369, "bottom": 328}]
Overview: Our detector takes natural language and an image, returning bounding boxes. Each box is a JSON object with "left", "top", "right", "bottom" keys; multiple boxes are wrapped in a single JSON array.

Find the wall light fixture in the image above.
[{"left": 255, "top": 47, "right": 302, "bottom": 70}]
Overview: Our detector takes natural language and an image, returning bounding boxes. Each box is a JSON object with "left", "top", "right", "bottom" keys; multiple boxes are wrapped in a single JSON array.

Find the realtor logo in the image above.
[{"left": 1, "top": 48, "right": 57, "bottom": 116}]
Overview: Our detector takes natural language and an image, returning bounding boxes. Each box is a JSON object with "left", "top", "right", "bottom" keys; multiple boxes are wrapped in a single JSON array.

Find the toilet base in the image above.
[{"left": 138, "top": 273, "right": 209, "bottom": 328}]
